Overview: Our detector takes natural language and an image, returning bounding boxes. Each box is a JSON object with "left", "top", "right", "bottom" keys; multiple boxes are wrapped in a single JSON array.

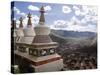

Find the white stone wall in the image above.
[{"left": 32, "top": 59, "right": 63, "bottom": 72}]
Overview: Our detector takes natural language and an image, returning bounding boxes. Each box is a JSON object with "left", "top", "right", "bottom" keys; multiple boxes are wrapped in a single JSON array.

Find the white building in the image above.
[
  {"left": 21, "top": 13, "right": 36, "bottom": 44},
  {"left": 14, "top": 6, "right": 63, "bottom": 72},
  {"left": 28, "top": 6, "right": 63, "bottom": 72},
  {"left": 16, "top": 17, "right": 24, "bottom": 43}
]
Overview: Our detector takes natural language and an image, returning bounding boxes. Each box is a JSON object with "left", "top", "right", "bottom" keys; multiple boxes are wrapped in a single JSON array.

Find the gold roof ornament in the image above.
[
  {"left": 27, "top": 13, "right": 32, "bottom": 26},
  {"left": 39, "top": 6, "right": 45, "bottom": 25},
  {"left": 19, "top": 17, "right": 23, "bottom": 28}
]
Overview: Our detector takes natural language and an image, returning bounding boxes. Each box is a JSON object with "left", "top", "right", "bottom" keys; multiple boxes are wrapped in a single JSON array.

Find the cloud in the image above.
[
  {"left": 62, "top": 6, "right": 72, "bottom": 14},
  {"left": 51, "top": 20, "right": 67, "bottom": 29},
  {"left": 28, "top": 5, "right": 39, "bottom": 11},
  {"left": 51, "top": 16, "right": 96, "bottom": 32},
  {"left": 44, "top": 5, "right": 52, "bottom": 11},
  {"left": 67, "top": 16, "right": 97, "bottom": 32},
  {"left": 73, "top": 5, "right": 98, "bottom": 16},
  {"left": 73, "top": 5, "right": 98, "bottom": 25},
  {"left": 82, "top": 6, "right": 98, "bottom": 16},
  {"left": 81, "top": 18, "right": 87, "bottom": 24},
  {"left": 74, "top": 10, "right": 81, "bottom": 16},
  {"left": 54, "top": 20, "right": 66, "bottom": 25},
  {"left": 51, "top": 17, "right": 81, "bottom": 30},
  {"left": 13, "top": 7, "right": 26, "bottom": 16},
  {"left": 67, "top": 23, "right": 96, "bottom": 32},
  {"left": 69, "top": 16, "right": 81, "bottom": 25},
  {"left": 74, "top": 8, "right": 88, "bottom": 16},
  {"left": 66, "top": 24, "right": 96, "bottom": 32},
  {"left": 28, "top": 5, "right": 52, "bottom": 12},
  {"left": 16, "top": 14, "right": 39, "bottom": 28},
  {"left": 20, "top": 12, "right": 26, "bottom": 16},
  {"left": 81, "top": 14, "right": 97, "bottom": 24},
  {"left": 13, "top": 7, "right": 20, "bottom": 14},
  {"left": 73, "top": 6, "right": 80, "bottom": 10},
  {"left": 32, "top": 15, "right": 39, "bottom": 25}
]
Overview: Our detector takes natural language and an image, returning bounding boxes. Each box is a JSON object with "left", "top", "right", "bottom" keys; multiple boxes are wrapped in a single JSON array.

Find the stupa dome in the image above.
[
  {"left": 23, "top": 13, "right": 36, "bottom": 37},
  {"left": 16, "top": 17, "right": 24, "bottom": 37},
  {"left": 16, "top": 28, "right": 24, "bottom": 37},
  {"left": 32, "top": 6, "right": 52, "bottom": 43},
  {"left": 34, "top": 6, "right": 50, "bottom": 35},
  {"left": 34, "top": 24, "right": 50, "bottom": 35},
  {"left": 23, "top": 27, "right": 35, "bottom": 37}
]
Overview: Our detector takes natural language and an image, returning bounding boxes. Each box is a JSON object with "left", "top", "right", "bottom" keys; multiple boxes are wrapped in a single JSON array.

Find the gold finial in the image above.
[
  {"left": 27, "top": 13, "right": 32, "bottom": 26},
  {"left": 19, "top": 17, "right": 23, "bottom": 28},
  {"left": 40, "top": 6, "right": 44, "bottom": 11},
  {"left": 39, "top": 6, "right": 45, "bottom": 25},
  {"left": 19, "top": 17, "right": 23, "bottom": 21},
  {"left": 27, "top": 13, "right": 32, "bottom": 18}
]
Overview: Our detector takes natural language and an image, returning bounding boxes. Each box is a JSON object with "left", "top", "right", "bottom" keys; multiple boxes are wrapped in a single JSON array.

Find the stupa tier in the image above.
[
  {"left": 15, "top": 17, "right": 24, "bottom": 43},
  {"left": 27, "top": 6, "right": 63, "bottom": 72},
  {"left": 14, "top": 6, "right": 63, "bottom": 72},
  {"left": 20, "top": 13, "right": 36, "bottom": 44},
  {"left": 16, "top": 13, "right": 36, "bottom": 52}
]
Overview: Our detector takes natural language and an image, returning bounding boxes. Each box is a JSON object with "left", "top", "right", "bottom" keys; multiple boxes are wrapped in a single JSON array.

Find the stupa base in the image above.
[
  {"left": 31, "top": 58, "right": 63, "bottom": 72},
  {"left": 14, "top": 50, "right": 63, "bottom": 72}
]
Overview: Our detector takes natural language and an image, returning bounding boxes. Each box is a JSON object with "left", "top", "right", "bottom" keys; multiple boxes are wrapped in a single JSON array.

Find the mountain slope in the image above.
[{"left": 50, "top": 30, "right": 97, "bottom": 54}]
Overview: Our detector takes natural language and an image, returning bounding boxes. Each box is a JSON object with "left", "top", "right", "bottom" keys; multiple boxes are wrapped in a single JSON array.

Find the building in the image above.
[
  {"left": 22, "top": 13, "right": 36, "bottom": 44},
  {"left": 14, "top": 6, "right": 63, "bottom": 72},
  {"left": 16, "top": 17, "right": 24, "bottom": 43},
  {"left": 16, "top": 13, "right": 36, "bottom": 53}
]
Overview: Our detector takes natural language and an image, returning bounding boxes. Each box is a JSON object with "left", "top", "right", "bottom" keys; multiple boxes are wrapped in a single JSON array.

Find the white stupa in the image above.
[
  {"left": 16, "top": 17, "right": 24, "bottom": 43},
  {"left": 27, "top": 6, "right": 63, "bottom": 72},
  {"left": 14, "top": 6, "right": 63, "bottom": 72},
  {"left": 21, "top": 13, "right": 36, "bottom": 44}
]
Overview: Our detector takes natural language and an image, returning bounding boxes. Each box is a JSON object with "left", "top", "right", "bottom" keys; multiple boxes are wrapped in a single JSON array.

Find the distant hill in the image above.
[
  {"left": 50, "top": 29, "right": 97, "bottom": 55},
  {"left": 51, "top": 30, "right": 96, "bottom": 39}
]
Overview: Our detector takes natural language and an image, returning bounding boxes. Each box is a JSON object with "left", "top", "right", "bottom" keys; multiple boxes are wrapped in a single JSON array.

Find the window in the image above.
[
  {"left": 18, "top": 46, "right": 26, "bottom": 52},
  {"left": 40, "top": 49, "right": 47, "bottom": 56},
  {"left": 29, "top": 48, "right": 38, "bottom": 56},
  {"left": 49, "top": 48, "right": 55, "bottom": 54},
  {"left": 29, "top": 48, "right": 33, "bottom": 55},
  {"left": 33, "top": 50, "right": 37, "bottom": 56}
]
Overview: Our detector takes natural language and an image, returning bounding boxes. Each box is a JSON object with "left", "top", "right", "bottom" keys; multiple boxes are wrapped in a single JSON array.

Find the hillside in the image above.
[{"left": 50, "top": 30, "right": 97, "bottom": 55}]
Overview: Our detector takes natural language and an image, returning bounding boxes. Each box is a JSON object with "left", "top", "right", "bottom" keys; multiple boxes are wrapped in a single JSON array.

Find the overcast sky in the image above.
[{"left": 11, "top": 1, "right": 98, "bottom": 32}]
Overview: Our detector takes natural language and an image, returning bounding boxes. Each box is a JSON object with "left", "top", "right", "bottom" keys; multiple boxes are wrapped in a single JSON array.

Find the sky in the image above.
[{"left": 11, "top": 1, "right": 98, "bottom": 32}]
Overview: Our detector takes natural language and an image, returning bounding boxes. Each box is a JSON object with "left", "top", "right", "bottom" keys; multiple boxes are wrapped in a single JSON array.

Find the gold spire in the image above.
[
  {"left": 19, "top": 17, "right": 23, "bottom": 28},
  {"left": 27, "top": 13, "right": 32, "bottom": 26},
  {"left": 39, "top": 6, "right": 45, "bottom": 25}
]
